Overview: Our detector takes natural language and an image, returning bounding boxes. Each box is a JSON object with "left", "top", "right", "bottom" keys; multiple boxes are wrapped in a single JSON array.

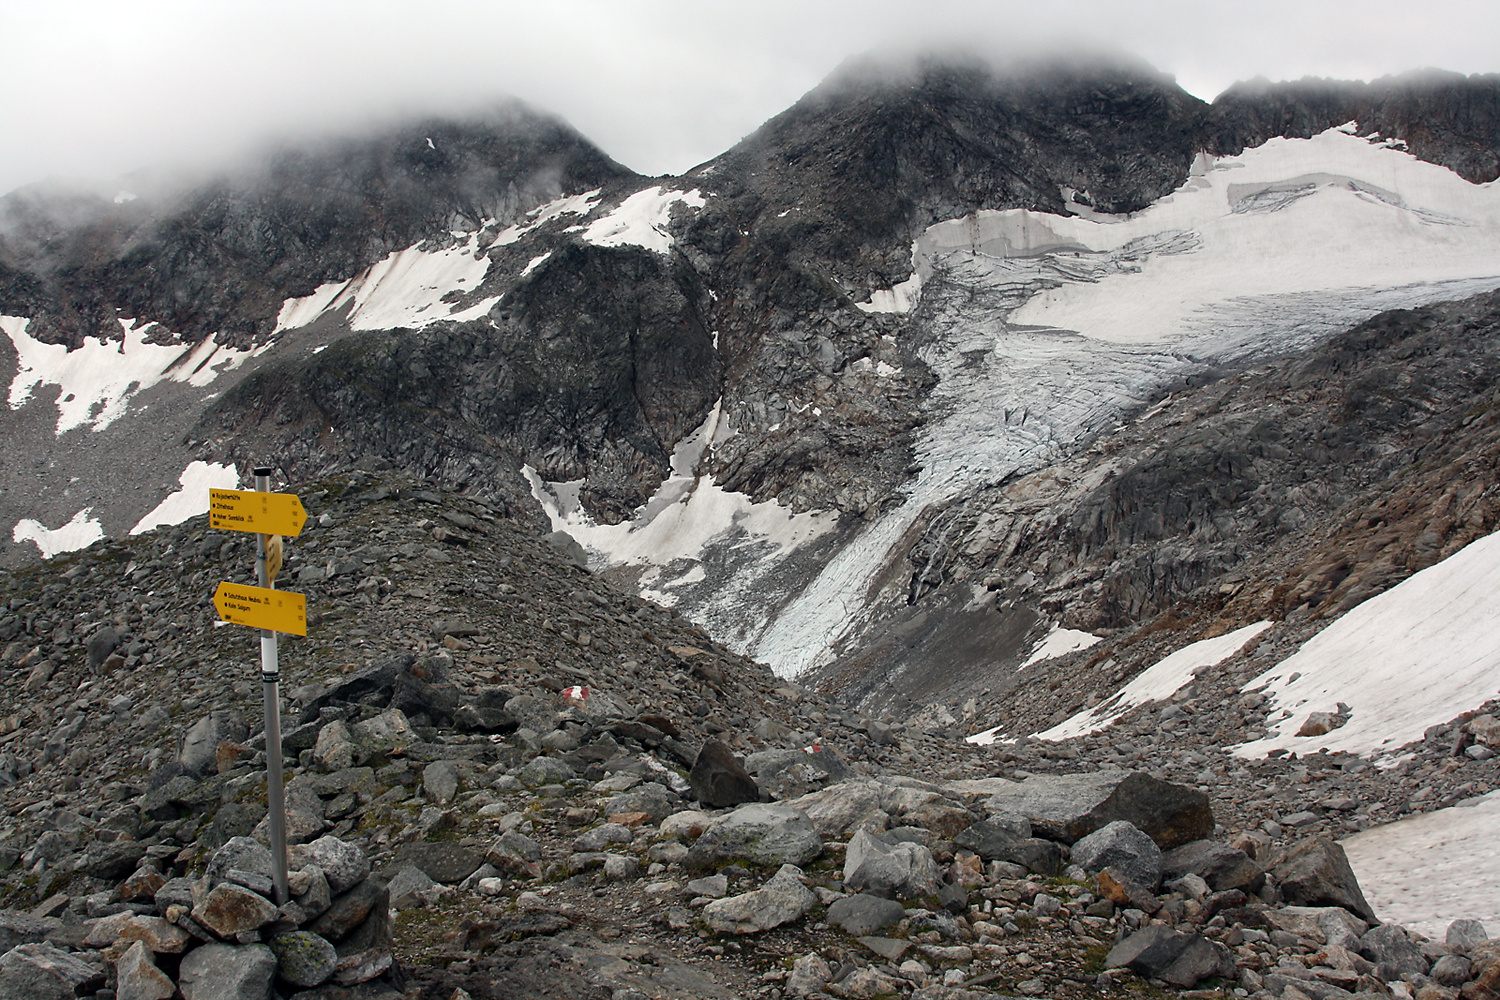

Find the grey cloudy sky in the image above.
[{"left": 3, "top": 0, "right": 1499, "bottom": 197}]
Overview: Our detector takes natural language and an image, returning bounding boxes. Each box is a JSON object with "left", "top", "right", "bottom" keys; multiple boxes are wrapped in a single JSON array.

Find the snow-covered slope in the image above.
[{"left": 1232, "top": 528, "right": 1500, "bottom": 761}]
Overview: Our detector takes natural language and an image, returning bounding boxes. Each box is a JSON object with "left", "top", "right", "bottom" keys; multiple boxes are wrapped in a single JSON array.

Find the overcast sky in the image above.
[{"left": 3, "top": 0, "right": 1499, "bottom": 197}]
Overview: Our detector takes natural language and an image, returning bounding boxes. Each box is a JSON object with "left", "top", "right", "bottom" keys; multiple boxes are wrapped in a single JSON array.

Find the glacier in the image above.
[{"left": 586, "top": 126, "right": 1500, "bottom": 678}]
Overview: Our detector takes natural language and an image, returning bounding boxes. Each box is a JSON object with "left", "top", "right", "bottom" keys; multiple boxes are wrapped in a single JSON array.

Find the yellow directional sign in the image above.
[
  {"left": 213, "top": 582, "right": 307, "bottom": 636},
  {"left": 209, "top": 489, "right": 306, "bottom": 536}
]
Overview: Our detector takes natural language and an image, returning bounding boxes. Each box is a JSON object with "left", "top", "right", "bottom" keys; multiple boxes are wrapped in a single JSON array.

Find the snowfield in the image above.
[
  {"left": 1233, "top": 528, "right": 1500, "bottom": 761},
  {"left": 1342, "top": 790, "right": 1500, "bottom": 939},
  {"left": 274, "top": 231, "right": 498, "bottom": 333},
  {"left": 12, "top": 507, "right": 104, "bottom": 558},
  {"left": 129, "top": 461, "right": 240, "bottom": 536},
  {"left": 3, "top": 316, "right": 266, "bottom": 435}
]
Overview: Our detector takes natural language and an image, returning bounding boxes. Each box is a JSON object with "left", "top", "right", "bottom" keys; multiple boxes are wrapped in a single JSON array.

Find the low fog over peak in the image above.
[{"left": 3, "top": 0, "right": 1498, "bottom": 197}]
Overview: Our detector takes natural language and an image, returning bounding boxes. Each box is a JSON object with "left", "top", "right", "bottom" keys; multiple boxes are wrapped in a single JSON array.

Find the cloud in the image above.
[{"left": 1, "top": 0, "right": 1496, "bottom": 196}]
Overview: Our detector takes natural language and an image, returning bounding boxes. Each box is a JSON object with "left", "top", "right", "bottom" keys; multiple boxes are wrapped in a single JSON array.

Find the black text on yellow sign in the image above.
[
  {"left": 209, "top": 489, "right": 306, "bottom": 537},
  {"left": 213, "top": 582, "right": 307, "bottom": 636}
]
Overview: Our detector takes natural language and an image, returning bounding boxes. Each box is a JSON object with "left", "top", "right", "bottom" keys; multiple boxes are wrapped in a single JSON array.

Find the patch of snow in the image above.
[
  {"left": 847, "top": 357, "right": 903, "bottom": 377},
  {"left": 2, "top": 316, "right": 262, "bottom": 435},
  {"left": 1341, "top": 790, "right": 1500, "bottom": 938},
  {"left": 274, "top": 232, "right": 495, "bottom": 333},
  {"left": 1234, "top": 529, "right": 1500, "bottom": 761},
  {"left": 113, "top": 190, "right": 137, "bottom": 204},
  {"left": 523, "top": 401, "right": 837, "bottom": 635},
  {"left": 579, "top": 187, "right": 706, "bottom": 254},
  {"left": 129, "top": 461, "right": 239, "bottom": 535},
  {"left": 1020, "top": 624, "right": 1103, "bottom": 669},
  {"left": 311, "top": 345, "right": 327, "bottom": 354},
  {"left": 488, "top": 189, "right": 603, "bottom": 247},
  {"left": 13, "top": 507, "right": 104, "bottom": 558},
  {"left": 1032, "top": 621, "right": 1272, "bottom": 741},
  {"left": 856, "top": 272, "right": 923, "bottom": 314},
  {"left": 520, "top": 251, "right": 552, "bottom": 277}
]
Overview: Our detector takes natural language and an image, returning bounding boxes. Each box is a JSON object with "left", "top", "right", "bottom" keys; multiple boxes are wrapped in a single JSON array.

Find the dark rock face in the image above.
[{"left": 1204, "top": 69, "right": 1500, "bottom": 183}]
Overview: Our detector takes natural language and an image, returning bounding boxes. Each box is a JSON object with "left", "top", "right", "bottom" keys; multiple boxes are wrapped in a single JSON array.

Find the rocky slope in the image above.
[{"left": 0, "top": 472, "right": 1496, "bottom": 1000}]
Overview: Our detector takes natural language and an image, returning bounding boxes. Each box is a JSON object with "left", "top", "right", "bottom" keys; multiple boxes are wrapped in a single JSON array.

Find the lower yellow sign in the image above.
[{"left": 213, "top": 582, "right": 307, "bottom": 636}]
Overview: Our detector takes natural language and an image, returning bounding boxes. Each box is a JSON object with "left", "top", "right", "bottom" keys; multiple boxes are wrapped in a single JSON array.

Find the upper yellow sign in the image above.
[
  {"left": 209, "top": 489, "right": 306, "bottom": 536},
  {"left": 213, "top": 581, "right": 307, "bottom": 636}
]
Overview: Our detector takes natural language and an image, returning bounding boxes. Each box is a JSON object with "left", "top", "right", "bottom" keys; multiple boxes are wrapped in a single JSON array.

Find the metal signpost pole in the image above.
[{"left": 254, "top": 467, "right": 291, "bottom": 906}]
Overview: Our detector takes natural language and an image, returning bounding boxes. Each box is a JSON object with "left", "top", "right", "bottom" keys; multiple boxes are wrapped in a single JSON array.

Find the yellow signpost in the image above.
[
  {"left": 209, "top": 468, "right": 303, "bottom": 905},
  {"left": 213, "top": 582, "right": 306, "bottom": 636},
  {"left": 209, "top": 489, "right": 307, "bottom": 536}
]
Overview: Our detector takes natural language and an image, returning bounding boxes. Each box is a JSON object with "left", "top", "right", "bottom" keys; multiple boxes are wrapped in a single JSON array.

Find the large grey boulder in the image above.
[
  {"left": 690, "top": 803, "right": 823, "bottom": 868},
  {"left": 783, "top": 776, "right": 964, "bottom": 839},
  {"left": 826, "top": 893, "right": 907, "bottom": 935},
  {"left": 1162, "top": 839, "right": 1263, "bottom": 892},
  {"left": 180, "top": 710, "right": 248, "bottom": 775},
  {"left": 1273, "top": 837, "right": 1376, "bottom": 922},
  {"left": 1359, "top": 923, "right": 1430, "bottom": 980},
  {"left": 844, "top": 829, "right": 943, "bottom": 900},
  {"left": 1105, "top": 925, "right": 1235, "bottom": 988},
  {"left": 1263, "top": 906, "right": 1370, "bottom": 949},
  {"left": 0, "top": 911, "right": 61, "bottom": 952},
  {"left": 745, "top": 747, "right": 852, "bottom": 800},
  {"left": 1447, "top": 918, "right": 1491, "bottom": 949},
  {"left": 114, "top": 939, "right": 174, "bottom": 1000},
  {"left": 0, "top": 941, "right": 104, "bottom": 1000},
  {"left": 702, "top": 865, "right": 817, "bottom": 934},
  {"left": 298, "top": 836, "right": 371, "bottom": 894},
  {"left": 603, "top": 781, "right": 679, "bottom": 822},
  {"left": 1070, "top": 820, "right": 1163, "bottom": 889},
  {"left": 689, "top": 740, "right": 760, "bottom": 808},
  {"left": 980, "top": 770, "right": 1212, "bottom": 848},
  {"left": 268, "top": 930, "right": 339, "bottom": 988},
  {"left": 177, "top": 942, "right": 277, "bottom": 1000}
]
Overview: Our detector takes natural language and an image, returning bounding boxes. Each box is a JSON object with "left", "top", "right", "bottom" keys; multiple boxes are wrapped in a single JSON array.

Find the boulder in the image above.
[
  {"left": 826, "top": 894, "right": 907, "bottom": 935},
  {"left": 452, "top": 687, "right": 518, "bottom": 734},
  {"left": 1448, "top": 919, "right": 1491, "bottom": 950},
  {"left": 980, "top": 770, "right": 1212, "bottom": 848},
  {"left": 702, "top": 865, "right": 816, "bottom": 934},
  {"left": 179, "top": 711, "right": 248, "bottom": 776},
  {"left": 0, "top": 941, "right": 105, "bottom": 1000},
  {"left": 192, "top": 882, "right": 279, "bottom": 938},
  {"left": 1070, "top": 820, "right": 1163, "bottom": 889},
  {"left": 177, "top": 942, "right": 278, "bottom": 1000},
  {"left": 0, "top": 911, "right": 61, "bottom": 951},
  {"left": 843, "top": 830, "right": 943, "bottom": 900},
  {"left": 268, "top": 930, "right": 339, "bottom": 988},
  {"left": 952, "top": 813, "right": 1031, "bottom": 861},
  {"left": 1273, "top": 837, "right": 1377, "bottom": 922},
  {"left": 1106, "top": 925, "right": 1235, "bottom": 988},
  {"left": 690, "top": 803, "right": 823, "bottom": 868},
  {"left": 1264, "top": 906, "right": 1369, "bottom": 949},
  {"left": 1161, "top": 839, "right": 1264, "bottom": 892},
  {"left": 603, "top": 782, "right": 679, "bottom": 823},
  {"left": 391, "top": 842, "right": 483, "bottom": 885},
  {"left": 114, "top": 939, "right": 174, "bottom": 1000},
  {"left": 787, "top": 952, "right": 834, "bottom": 997},
  {"left": 422, "top": 760, "right": 460, "bottom": 804},
  {"left": 745, "top": 747, "right": 852, "bottom": 800},
  {"left": 689, "top": 740, "right": 760, "bottom": 808},
  {"left": 1360, "top": 923, "right": 1430, "bottom": 980},
  {"left": 297, "top": 836, "right": 371, "bottom": 895},
  {"left": 308, "top": 876, "right": 390, "bottom": 942}
]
